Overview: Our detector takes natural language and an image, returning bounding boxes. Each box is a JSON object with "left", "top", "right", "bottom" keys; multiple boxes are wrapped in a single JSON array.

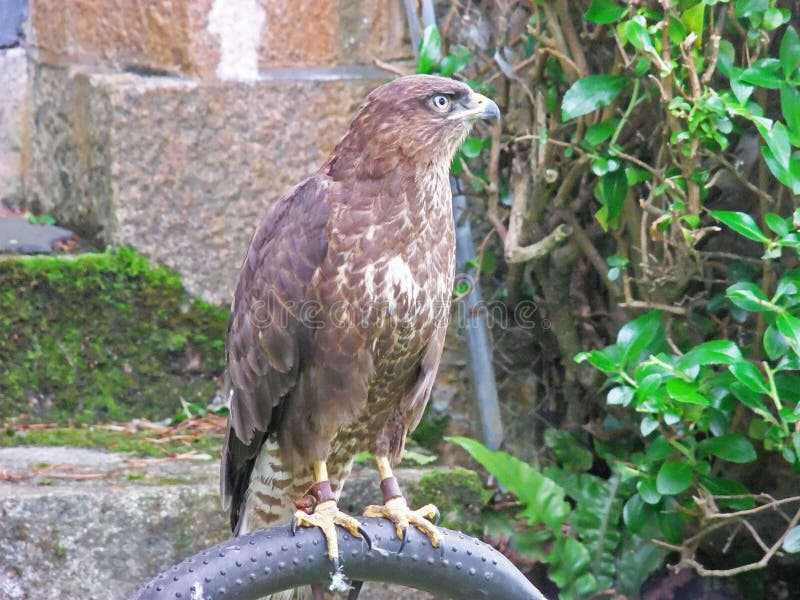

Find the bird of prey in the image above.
[{"left": 220, "top": 75, "right": 500, "bottom": 572}]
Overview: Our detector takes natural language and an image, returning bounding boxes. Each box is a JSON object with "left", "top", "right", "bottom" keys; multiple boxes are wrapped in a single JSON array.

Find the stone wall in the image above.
[
  {"left": 11, "top": 0, "right": 411, "bottom": 304},
  {"left": 0, "top": 47, "right": 28, "bottom": 202}
]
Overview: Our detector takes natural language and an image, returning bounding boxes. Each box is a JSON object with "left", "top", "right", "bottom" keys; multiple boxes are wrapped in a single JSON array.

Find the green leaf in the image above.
[
  {"left": 547, "top": 537, "right": 593, "bottom": 590},
  {"left": 755, "top": 119, "right": 792, "bottom": 171},
  {"left": 726, "top": 281, "right": 775, "bottom": 312},
  {"left": 645, "top": 435, "right": 674, "bottom": 463},
  {"left": 710, "top": 211, "right": 769, "bottom": 243},
  {"left": 699, "top": 433, "right": 757, "bottom": 463},
  {"left": 575, "top": 347, "right": 621, "bottom": 373},
  {"left": 700, "top": 476, "right": 755, "bottom": 510},
  {"left": 729, "top": 361, "right": 769, "bottom": 394},
  {"left": 584, "top": 119, "right": 618, "bottom": 147},
  {"left": 618, "top": 16, "right": 655, "bottom": 54},
  {"left": 681, "top": 2, "right": 705, "bottom": 41},
  {"left": 608, "top": 385, "right": 635, "bottom": 406},
  {"left": 783, "top": 526, "right": 800, "bottom": 553},
  {"left": 585, "top": 0, "right": 626, "bottom": 24},
  {"left": 562, "top": 75, "right": 628, "bottom": 121},
  {"left": 677, "top": 340, "right": 742, "bottom": 370},
  {"left": 763, "top": 7, "right": 790, "bottom": 31},
  {"left": 730, "top": 382, "right": 771, "bottom": 415},
  {"left": 764, "top": 324, "right": 791, "bottom": 360},
  {"left": 625, "top": 167, "right": 651, "bottom": 185},
  {"left": 594, "top": 170, "right": 628, "bottom": 230},
  {"left": 780, "top": 84, "right": 800, "bottom": 145},
  {"left": 401, "top": 449, "right": 437, "bottom": 465},
  {"left": 666, "top": 378, "right": 709, "bottom": 405},
  {"left": 761, "top": 146, "right": 800, "bottom": 194},
  {"left": 439, "top": 46, "right": 472, "bottom": 77},
  {"left": 637, "top": 478, "right": 662, "bottom": 504},
  {"left": 544, "top": 429, "right": 594, "bottom": 472},
  {"left": 447, "top": 436, "right": 571, "bottom": 532},
  {"left": 616, "top": 528, "right": 666, "bottom": 597},
  {"left": 550, "top": 470, "right": 630, "bottom": 593},
  {"left": 766, "top": 212, "right": 791, "bottom": 237},
  {"left": 623, "top": 494, "right": 651, "bottom": 533},
  {"left": 735, "top": 0, "right": 768, "bottom": 18},
  {"left": 640, "top": 416, "right": 660, "bottom": 437},
  {"left": 656, "top": 461, "right": 694, "bottom": 495},
  {"left": 716, "top": 40, "right": 735, "bottom": 78},
  {"left": 417, "top": 25, "right": 442, "bottom": 74},
  {"left": 657, "top": 505, "right": 685, "bottom": 544},
  {"left": 617, "top": 311, "right": 662, "bottom": 364},
  {"left": 776, "top": 312, "right": 800, "bottom": 353},
  {"left": 461, "top": 136, "right": 485, "bottom": 159},
  {"left": 780, "top": 26, "right": 800, "bottom": 79},
  {"left": 740, "top": 58, "right": 783, "bottom": 89}
]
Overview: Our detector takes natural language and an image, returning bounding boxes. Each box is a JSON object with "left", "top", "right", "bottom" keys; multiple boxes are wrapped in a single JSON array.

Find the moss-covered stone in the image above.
[
  {"left": 0, "top": 248, "right": 228, "bottom": 422},
  {"left": 409, "top": 402, "right": 451, "bottom": 451},
  {"left": 409, "top": 467, "right": 492, "bottom": 538},
  {"left": 0, "top": 425, "right": 223, "bottom": 458}
]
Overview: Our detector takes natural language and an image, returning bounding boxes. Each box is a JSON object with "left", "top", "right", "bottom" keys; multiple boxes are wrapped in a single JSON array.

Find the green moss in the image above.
[
  {"left": 410, "top": 402, "right": 451, "bottom": 451},
  {"left": 409, "top": 467, "right": 492, "bottom": 538},
  {"left": 1, "top": 425, "right": 223, "bottom": 458},
  {"left": 0, "top": 248, "right": 228, "bottom": 422}
]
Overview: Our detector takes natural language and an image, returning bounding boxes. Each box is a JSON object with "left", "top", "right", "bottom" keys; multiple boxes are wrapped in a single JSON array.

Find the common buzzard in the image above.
[{"left": 221, "top": 75, "right": 500, "bottom": 572}]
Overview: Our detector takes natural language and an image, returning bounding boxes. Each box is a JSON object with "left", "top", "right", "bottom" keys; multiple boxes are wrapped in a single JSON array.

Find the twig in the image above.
[
  {"left": 617, "top": 300, "right": 688, "bottom": 315},
  {"left": 706, "top": 495, "right": 800, "bottom": 521},
  {"left": 372, "top": 58, "right": 412, "bottom": 77},
  {"left": 696, "top": 250, "right": 765, "bottom": 267},
  {"left": 681, "top": 506, "right": 800, "bottom": 577},
  {"left": 559, "top": 211, "right": 618, "bottom": 298},
  {"left": 712, "top": 153, "right": 776, "bottom": 205},
  {"left": 701, "top": 34, "right": 721, "bottom": 84},
  {"left": 506, "top": 224, "right": 573, "bottom": 264}
]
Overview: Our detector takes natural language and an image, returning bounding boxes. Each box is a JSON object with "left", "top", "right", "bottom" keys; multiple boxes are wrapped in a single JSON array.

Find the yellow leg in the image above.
[
  {"left": 363, "top": 456, "right": 442, "bottom": 549},
  {"left": 291, "top": 460, "right": 369, "bottom": 561}
]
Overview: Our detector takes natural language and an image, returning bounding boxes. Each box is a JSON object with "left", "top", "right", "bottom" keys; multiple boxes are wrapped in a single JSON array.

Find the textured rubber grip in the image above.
[{"left": 132, "top": 517, "right": 547, "bottom": 599}]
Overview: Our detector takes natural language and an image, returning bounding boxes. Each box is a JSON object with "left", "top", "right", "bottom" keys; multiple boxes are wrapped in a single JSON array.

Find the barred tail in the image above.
[{"left": 235, "top": 440, "right": 354, "bottom": 600}]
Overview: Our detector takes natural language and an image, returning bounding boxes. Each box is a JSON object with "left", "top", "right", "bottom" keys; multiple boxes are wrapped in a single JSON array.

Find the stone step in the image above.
[
  {"left": 25, "top": 65, "right": 391, "bottom": 304},
  {"left": 0, "top": 446, "right": 435, "bottom": 599}
]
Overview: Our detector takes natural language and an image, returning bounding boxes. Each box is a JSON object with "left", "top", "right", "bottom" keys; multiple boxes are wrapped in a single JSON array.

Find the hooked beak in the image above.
[{"left": 448, "top": 91, "right": 500, "bottom": 121}]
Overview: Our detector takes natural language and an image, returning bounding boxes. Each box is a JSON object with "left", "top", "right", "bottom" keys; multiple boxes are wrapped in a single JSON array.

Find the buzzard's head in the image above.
[{"left": 328, "top": 75, "right": 500, "bottom": 179}]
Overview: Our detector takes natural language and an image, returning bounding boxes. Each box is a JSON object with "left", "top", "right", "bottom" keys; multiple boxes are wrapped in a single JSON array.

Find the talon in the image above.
[
  {"left": 291, "top": 515, "right": 298, "bottom": 536},
  {"left": 432, "top": 507, "right": 441, "bottom": 525},
  {"left": 329, "top": 556, "right": 341, "bottom": 575},
  {"left": 357, "top": 526, "right": 372, "bottom": 551},
  {"left": 398, "top": 525, "right": 409, "bottom": 553}
]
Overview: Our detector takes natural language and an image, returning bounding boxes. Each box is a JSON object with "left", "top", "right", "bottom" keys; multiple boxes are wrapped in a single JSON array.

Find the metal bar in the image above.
[{"left": 453, "top": 183, "right": 504, "bottom": 450}]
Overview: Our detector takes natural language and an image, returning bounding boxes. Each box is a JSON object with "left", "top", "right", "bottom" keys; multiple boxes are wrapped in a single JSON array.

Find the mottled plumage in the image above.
[{"left": 221, "top": 75, "right": 498, "bottom": 536}]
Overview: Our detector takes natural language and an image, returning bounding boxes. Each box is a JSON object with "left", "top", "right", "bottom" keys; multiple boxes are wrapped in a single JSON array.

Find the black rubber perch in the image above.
[{"left": 132, "top": 517, "right": 547, "bottom": 599}]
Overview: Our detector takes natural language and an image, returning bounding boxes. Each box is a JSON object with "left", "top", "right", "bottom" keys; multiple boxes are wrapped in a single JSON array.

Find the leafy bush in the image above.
[
  {"left": 451, "top": 434, "right": 664, "bottom": 599},
  {"left": 428, "top": 0, "right": 800, "bottom": 596}
]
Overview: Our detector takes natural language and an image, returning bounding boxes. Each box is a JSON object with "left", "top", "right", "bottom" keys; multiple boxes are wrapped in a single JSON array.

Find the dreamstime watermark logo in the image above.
[{"left": 246, "top": 275, "right": 550, "bottom": 332}]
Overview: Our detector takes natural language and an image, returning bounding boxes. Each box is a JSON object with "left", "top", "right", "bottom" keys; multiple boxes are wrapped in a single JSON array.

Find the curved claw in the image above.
[
  {"left": 357, "top": 525, "right": 372, "bottom": 551},
  {"left": 347, "top": 580, "right": 364, "bottom": 600},
  {"left": 290, "top": 516, "right": 298, "bottom": 536},
  {"left": 432, "top": 507, "right": 441, "bottom": 526},
  {"left": 328, "top": 556, "right": 341, "bottom": 575},
  {"left": 398, "top": 525, "right": 410, "bottom": 553}
]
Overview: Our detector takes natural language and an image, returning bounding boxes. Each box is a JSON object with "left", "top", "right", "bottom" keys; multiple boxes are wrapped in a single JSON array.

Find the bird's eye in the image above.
[{"left": 431, "top": 94, "right": 451, "bottom": 112}]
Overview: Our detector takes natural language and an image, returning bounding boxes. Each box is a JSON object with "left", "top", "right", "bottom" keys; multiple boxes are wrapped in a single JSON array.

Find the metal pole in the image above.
[{"left": 453, "top": 183, "right": 504, "bottom": 450}]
